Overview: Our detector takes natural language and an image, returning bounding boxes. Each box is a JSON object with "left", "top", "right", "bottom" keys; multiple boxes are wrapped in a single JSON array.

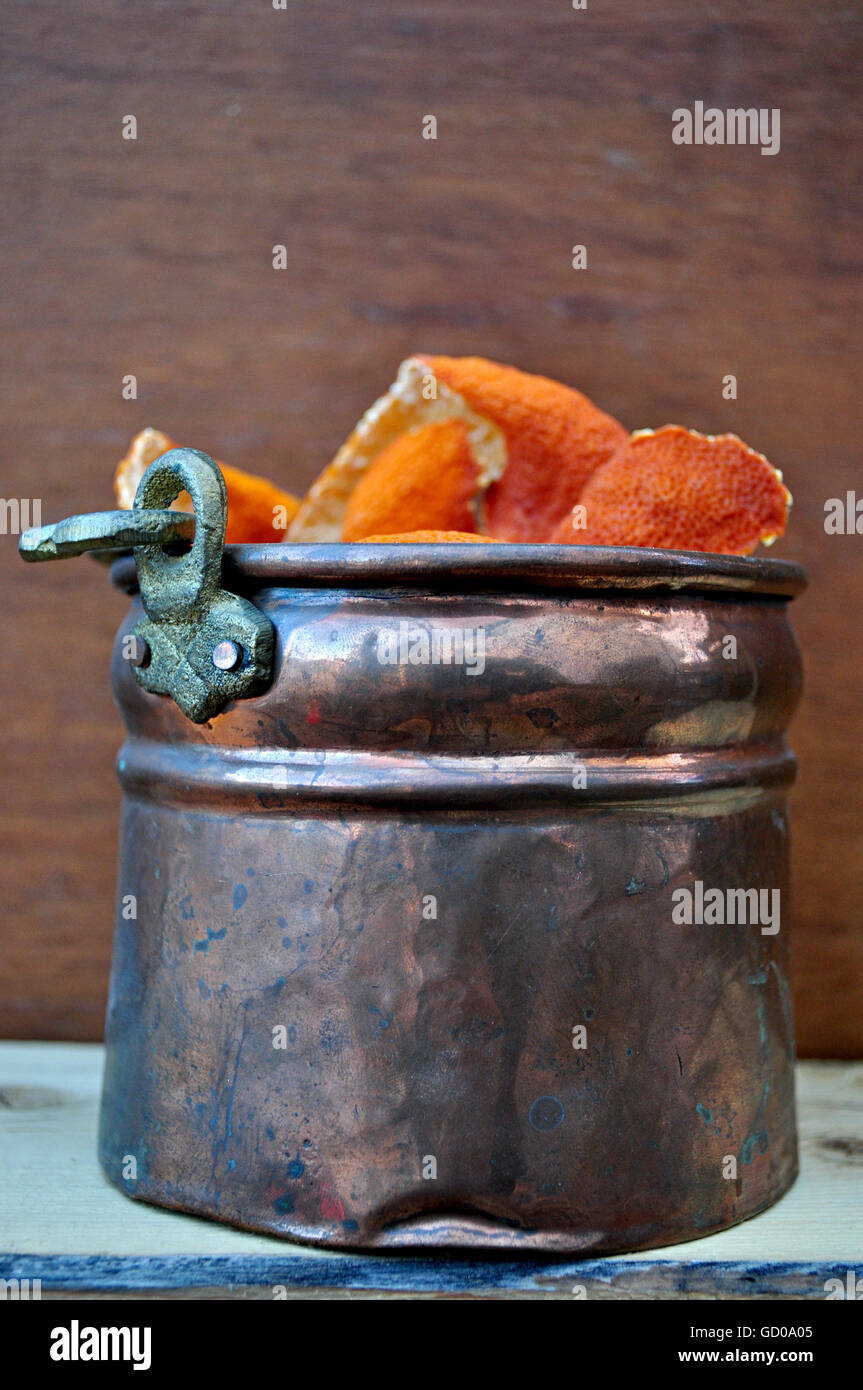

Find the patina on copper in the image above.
[{"left": 22, "top": 464, "right": 807, "bottom": 1253}]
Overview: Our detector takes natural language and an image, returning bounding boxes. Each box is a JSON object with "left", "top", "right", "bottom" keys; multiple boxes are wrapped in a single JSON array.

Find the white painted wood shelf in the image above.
[{"left": 1, "top": 1043, "right": 861, "bottom": 1298}]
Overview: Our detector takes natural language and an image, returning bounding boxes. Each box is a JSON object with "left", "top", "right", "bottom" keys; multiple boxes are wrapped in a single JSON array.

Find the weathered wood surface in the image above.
[
  {"left": 0, "top": 1045, "right": 860, "bottom": 1297},
  {"left": 1, "top": 1, "right": 861, "bottom": 1050}
]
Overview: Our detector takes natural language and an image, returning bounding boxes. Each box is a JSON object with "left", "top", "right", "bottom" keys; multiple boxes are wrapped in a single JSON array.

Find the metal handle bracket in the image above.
[{"left": 19, "top": 448, "right": 275, "bottom": 723}]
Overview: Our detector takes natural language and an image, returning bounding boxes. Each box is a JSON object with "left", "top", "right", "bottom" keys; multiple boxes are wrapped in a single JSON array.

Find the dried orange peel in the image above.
[
  {"left": 115, "top": 368, "right": 792, "bottom": 558},
  {"left": 551, "top": 426, "right": 791, "bottom": 555},
  {"left": 418, "top": 356, "right": 628, "bottom": 542},
  {"left": 288, "top": 358, "right": 506, "bottom": 541},
  {"left": 342, "top": 420, "right": 482, "bottom": 541},
  {"left": 358, "top": 530, "right": 499, "bottom": 543},
  {"left": 114, "top": 427, "right": 300, "bottom": 544},
  {"left": 287, "top": 355, "right": 626, "bottom": 543}
]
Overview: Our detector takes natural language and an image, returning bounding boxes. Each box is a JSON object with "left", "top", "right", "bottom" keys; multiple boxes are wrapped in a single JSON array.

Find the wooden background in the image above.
[{"left": 1, "top": 0, "right": 861, "bottom": 1053}]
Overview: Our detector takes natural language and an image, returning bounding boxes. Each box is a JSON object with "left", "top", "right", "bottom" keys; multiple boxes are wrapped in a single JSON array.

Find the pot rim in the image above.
[{"left": 109, "top": 541, "right": 807, "bottom": 599}]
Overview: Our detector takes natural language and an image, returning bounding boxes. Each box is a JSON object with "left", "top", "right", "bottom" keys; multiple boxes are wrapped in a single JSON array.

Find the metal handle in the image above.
[
  {"left": 19, "top": 448, "right": 274, "bottom": 724},
  {"left": 19, "top": 508, "right": 194, "bottom": 561}
]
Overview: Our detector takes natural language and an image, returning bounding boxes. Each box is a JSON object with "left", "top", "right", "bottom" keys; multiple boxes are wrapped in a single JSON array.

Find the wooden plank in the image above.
[
  {"left": 0, "top": 1254, "right": 851, "bottom": 1301},
  {"left": 0, "top": 1044, "right": 860, "bottom": 1297},
  {"left": 1, "top": 1, "right": 862, "bottom": 1051}
]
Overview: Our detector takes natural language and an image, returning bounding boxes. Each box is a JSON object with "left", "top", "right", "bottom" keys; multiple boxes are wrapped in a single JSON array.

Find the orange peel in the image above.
[
  {"left": 552, "top": 426, "right": 791, "bottom": 555},
  {"left": 342, "top": 420, "right": 482, "bottom": 541},
  {"left": 356, "top": 530, "right": 498, "bottom": 543},
  {"left": 287, "top": 355, "right": 626, "bottom": 542},
  {"left": 418, "top": 356, "right": 628, "bottom": 542},
  {"left": 288, "top": 358, "right": 507, "bottom": 541},
  {"left": 114, "top": 427, "right": 299, "bottom": 544}
]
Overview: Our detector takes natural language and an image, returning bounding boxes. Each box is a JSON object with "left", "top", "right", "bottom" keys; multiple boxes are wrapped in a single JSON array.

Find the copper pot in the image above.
[{"left": 22, "top": 449, "right": 807, "bottom": 1253}]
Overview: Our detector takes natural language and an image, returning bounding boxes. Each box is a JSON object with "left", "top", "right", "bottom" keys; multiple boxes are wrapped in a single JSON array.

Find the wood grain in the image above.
[{"left": 1, "top": 1, "right": 861, "bottom": 1050}]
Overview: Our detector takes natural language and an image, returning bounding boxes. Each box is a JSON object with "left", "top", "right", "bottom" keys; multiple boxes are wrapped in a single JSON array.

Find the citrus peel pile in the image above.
[{"left": 113, "top": 357, "right": 790, "bottom": 555}]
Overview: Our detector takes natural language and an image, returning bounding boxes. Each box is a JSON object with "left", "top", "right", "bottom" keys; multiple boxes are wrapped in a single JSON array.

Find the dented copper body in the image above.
[{"left": 97, "top": 541, "right": 806, "bottom": 1252}]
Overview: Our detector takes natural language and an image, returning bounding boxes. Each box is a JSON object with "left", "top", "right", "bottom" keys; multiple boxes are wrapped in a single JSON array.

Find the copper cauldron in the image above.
[{"left": 21, "top": 449, "right": 807, "bottom": 1253}]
